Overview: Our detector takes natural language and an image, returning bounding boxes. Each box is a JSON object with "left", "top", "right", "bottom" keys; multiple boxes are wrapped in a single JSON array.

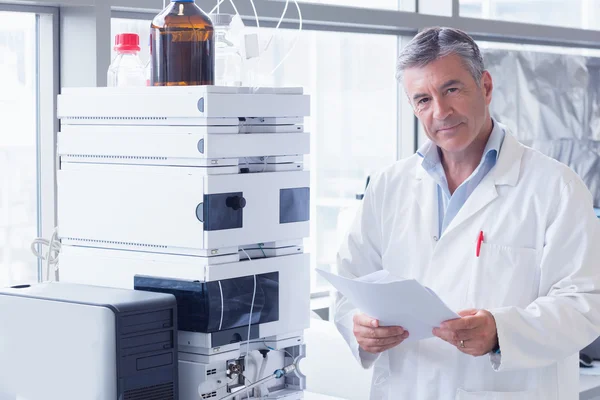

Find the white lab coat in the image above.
[{"left": 335, "top": 126, "right": 600, "bottom": 400}]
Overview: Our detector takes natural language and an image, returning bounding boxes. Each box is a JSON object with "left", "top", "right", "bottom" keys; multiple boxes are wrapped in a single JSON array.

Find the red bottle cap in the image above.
[{"left": 114, "top": 33, "right": 141, "bottom": 53}]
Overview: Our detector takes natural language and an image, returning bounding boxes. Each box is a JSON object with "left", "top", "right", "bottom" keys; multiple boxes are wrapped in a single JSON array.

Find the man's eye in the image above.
[
  {"left": 418, "top": 98, "right": 429, "bottom": 105},
  {"left": 447, "top": 88, "right": 458, "bottom": 93}
]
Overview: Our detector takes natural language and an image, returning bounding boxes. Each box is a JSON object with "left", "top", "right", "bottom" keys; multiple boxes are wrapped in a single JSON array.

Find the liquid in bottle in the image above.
[{"left": 150, "top": 0, "right": 215, "bottom": 86}]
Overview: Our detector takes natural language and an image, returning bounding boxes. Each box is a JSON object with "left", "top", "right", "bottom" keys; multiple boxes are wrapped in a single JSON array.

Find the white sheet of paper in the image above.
[
  {"left": 355, "top": 270, "right": 400, "bottom": 284},
  {"left": 318, "top": 269, "right": 460, "bottom": 342}
]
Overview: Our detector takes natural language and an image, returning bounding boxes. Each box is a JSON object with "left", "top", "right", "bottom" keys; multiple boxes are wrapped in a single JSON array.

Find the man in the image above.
[{"left": 335, "top": 27, "right": 600, "bottom": 399}]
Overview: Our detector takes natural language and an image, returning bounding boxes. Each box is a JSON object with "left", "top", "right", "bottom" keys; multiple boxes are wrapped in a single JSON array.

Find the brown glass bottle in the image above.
[{"left": 150, "top": 0, "right": 215, "bottom": 86}]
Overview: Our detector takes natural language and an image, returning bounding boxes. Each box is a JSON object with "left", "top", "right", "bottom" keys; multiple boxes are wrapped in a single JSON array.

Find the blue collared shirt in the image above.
[{"left": 417, "top": 120, "right": 505, "bottom": 237}]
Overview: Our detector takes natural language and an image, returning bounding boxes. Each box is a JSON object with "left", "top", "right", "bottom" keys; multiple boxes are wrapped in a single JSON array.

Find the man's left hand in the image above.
[{"left": 432, "top": 309, "right": 498, "bottom": 357}]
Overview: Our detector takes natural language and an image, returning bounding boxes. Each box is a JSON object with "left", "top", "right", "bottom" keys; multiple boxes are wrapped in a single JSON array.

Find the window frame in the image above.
[
  {"left": 0, "top": 4, "right": 60, "bottom": 283},
  {"left": 3, "top": 0, "right": 600, "bottom": 307}
]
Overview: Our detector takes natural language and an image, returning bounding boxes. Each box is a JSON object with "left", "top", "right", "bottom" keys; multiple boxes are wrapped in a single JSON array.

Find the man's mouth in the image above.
[{"left": 437, "top": 122, "right": 462, "bottom": 132}]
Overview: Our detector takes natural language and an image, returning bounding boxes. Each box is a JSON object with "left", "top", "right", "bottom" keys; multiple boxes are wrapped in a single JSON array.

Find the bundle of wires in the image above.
[
  {"left": 208, "top": 0, "right": 303, "bottom": 92},
  {"left": 239, "top": 248, "right": 257, "bottom": 400},
  {"left": 30, "top": 228, "right": 61, "bottom": 282}
]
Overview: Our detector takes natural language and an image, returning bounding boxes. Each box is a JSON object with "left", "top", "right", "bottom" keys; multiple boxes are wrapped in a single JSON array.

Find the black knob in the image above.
[
  {"left": 226, "top": 195, "right": 246, "bottom": 210},
  {"left": 230, "top": 333, "right": 243, "bottom": 344}
]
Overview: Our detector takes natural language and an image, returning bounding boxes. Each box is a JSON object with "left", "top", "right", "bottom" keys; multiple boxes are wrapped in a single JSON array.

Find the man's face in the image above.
[{"left": 403, "top": 54, "right": 493, "bottom": 154}]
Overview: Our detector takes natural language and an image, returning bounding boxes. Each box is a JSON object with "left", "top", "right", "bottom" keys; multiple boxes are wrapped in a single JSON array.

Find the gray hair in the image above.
[{"left": 396, "top": 27, "right": 485, "bottom": 86}]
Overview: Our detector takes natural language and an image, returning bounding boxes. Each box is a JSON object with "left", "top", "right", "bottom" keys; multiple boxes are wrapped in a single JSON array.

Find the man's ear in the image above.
[{"left": 481, "top": 71, "right": 493, "bottom": 105}]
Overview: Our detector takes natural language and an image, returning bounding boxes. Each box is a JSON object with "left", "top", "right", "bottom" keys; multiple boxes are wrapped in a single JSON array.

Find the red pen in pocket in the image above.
[{"left": 476, "top": 231, "right": 484, "bottom": 257}]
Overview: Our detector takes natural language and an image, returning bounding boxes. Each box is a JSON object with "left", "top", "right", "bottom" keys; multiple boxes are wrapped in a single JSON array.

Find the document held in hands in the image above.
[{"left": 317, "top": 269, "right": 459, "bottom": 342}]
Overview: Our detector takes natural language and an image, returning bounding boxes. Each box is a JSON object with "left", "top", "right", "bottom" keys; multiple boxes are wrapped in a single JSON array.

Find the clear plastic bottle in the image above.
[
  {"left": 107, "top": 33, "right": 146, "bottom": 87},
  {"left": 213, "top": 13, "right": 243, "bottom": 87},
  {"left": 144, "top": 59, "right": 151, "bottom": 86},
  {"left": 151, "top": 0, "right": 215, "bottom": 86}
]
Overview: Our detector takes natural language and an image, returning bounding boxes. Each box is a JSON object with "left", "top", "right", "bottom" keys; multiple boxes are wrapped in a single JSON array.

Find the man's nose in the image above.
[{"left": 432, "top": 97, "right": 453, "bottom": 120}]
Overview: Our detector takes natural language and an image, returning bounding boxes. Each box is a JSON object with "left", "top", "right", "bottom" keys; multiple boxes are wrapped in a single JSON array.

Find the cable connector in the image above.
[
  {"left": 259, "top": 349, "right": 270, "bottom": 359},
  {"left": 274, "top": 364, "right": 296, "bottom": 379}
]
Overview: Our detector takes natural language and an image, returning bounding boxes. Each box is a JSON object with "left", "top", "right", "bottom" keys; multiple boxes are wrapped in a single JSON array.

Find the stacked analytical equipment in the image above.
[{"left": 56, "top": 86, "right": 311, "bottom": 400}]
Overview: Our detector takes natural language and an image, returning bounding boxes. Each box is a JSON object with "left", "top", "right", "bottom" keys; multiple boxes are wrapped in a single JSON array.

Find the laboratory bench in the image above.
[
  {"left": 304, "top": 392, "right": 346, "bottom": 400},
  {"left": 580, "top": 374, "right": 600, "bottom": 400},
  {"left": 302, "top": 375, "right": 600, "bottom": 400}
]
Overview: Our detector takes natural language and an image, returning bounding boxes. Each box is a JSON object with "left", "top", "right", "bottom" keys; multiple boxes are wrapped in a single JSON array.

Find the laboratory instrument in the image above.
[
  {"left": 0, "top": 282, "right": 178, "bottom": 400},
  {"left": 56, "top": 85, "right": 311, "bottom": 400}
]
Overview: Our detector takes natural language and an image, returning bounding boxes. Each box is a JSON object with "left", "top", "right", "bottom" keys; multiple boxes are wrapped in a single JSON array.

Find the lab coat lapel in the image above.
[
  {"left": 442, "top": 131, "right": 524, "bottom": 237},
  {"left": 414, "top": 164, "right": 440, "bottom": 248}
]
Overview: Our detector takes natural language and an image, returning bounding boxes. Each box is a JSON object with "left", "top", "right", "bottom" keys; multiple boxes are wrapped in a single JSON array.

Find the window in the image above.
[
  {"left": 251, "top": 28, "right": 399, "bottom": 292},
  {"left": 418, "top": 0, "right": 600, "bottom": 24},
  {"left": 110, "top": 18, "right": 400, "bottom": 292},
  {"left": 461, "top": 0, "right": 597, "bottom": 30},
  {"left": 417, "top": 0, "right": 453, "bottom": 16},
  {"left": 0, "top": 11, "right": 39, "bottom": 286},
  {"left": 478, "top": 40, "right": 600, "bottom": 58},
  {"left": 291, "top": 0, "right": 415, "bottom": 11}
]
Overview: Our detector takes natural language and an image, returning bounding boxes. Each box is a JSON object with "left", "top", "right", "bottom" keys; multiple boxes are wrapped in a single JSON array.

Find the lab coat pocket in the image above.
[
  {"left": 469, "top": 243, "right": 538, "bottom": 309},
  {"left": 455, "top": 388, "right": 539, "bottom": 400}
]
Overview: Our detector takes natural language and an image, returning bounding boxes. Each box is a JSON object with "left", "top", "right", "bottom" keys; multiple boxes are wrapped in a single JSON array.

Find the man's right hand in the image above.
[{"left": 353, "top": 313, "right": 409, "bottom": 354}]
